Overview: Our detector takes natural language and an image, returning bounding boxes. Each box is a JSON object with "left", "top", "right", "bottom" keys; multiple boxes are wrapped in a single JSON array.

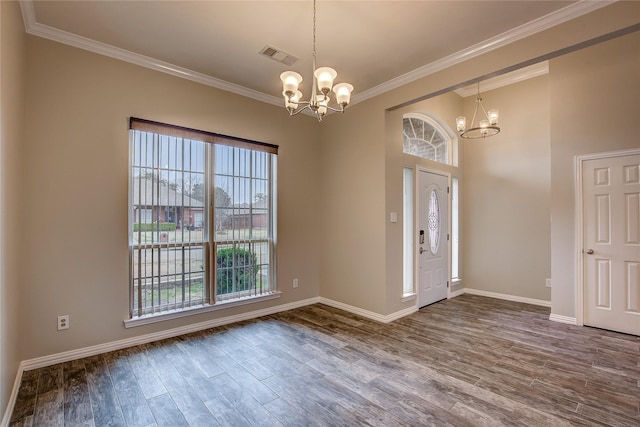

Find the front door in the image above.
[
  {"left": 583, "top": 151, "right": 640, "bottom": 335},
  {"left": 418, "top": 169, "right": 449, "bottom": 308}
]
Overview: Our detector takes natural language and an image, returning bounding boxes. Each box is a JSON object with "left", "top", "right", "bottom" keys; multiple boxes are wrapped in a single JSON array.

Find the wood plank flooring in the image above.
[{"left": 9, "top": 295, "right": 640, "bottom": 426}]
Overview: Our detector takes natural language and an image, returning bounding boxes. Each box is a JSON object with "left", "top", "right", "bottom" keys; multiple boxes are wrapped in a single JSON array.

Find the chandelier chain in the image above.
[{"left": 312, "top": 0, "right": 317, "bottom": 68}]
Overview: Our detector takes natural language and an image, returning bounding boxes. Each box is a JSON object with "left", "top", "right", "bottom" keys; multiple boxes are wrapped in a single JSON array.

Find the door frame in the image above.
[
  {"left": 415, "top": 166, "right": 452, "bottom": 305},
  {"left": 574, "top": 148, "right": 640, "bottom": 326}
]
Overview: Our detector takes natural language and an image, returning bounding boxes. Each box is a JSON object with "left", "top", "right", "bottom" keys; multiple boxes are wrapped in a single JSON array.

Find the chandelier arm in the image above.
[
  {"left": 479, "top": 100, "right": 490, "bottom": 120},
  {"left": 469, "top": 82, "right": 481, "bottom": 127},
  {"left": 288, "top": 104, "right": 313, "bottom": 117},
  {"left": 469, "top": 99, "right": 480, "bottom": 128},
  {"left": 325, "top": 104, "right": 345, "bottom": 113}
]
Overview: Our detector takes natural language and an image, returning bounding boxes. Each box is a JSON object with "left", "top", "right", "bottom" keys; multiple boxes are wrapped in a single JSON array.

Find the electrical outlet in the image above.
[
  {"left": 293, "top": 278, "right": 299, "bottom": 288},
  {"left": 57, "top": 315, "right": 69, "bottom": 330},
  {"left": 546, "top": 278, "right": 552, "bottom": 288}
]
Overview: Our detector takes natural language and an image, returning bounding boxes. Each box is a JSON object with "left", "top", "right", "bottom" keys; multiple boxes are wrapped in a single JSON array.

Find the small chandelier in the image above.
[
  {"left": 280, "top": 0, "right": 354, "bottom": 122},
  {"left": 456, "top": 83, "right": 500, "bottom": 139}
]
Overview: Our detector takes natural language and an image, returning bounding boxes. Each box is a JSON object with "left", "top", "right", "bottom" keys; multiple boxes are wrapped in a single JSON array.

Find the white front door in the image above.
[
  {"left": 583, "top": 152, "right": 640, "bottom": 336},
  {"left": 418, "top": 169, "right": 449, "bottom": 308}
]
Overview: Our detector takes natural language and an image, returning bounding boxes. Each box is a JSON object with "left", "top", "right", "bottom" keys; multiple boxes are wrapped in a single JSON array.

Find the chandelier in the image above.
[
  {"left": 456, "top": 83, "right": 500, "bottom": 139},
  {"left": 280, "top": 0, "right": 354, "bottom": 122}
]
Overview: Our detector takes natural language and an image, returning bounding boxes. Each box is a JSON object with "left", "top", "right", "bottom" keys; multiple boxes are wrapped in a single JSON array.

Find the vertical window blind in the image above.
[{"left": 128, "top": 118, "right": 278, "bottom": 318}]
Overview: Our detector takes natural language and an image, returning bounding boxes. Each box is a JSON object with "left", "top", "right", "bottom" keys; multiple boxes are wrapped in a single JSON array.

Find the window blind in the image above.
[{"left": 129, "top": 117, "right": 278, "bottom": 155}]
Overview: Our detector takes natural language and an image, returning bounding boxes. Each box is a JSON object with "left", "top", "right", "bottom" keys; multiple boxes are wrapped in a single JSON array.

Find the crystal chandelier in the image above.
[
  {"left": 280, "top": 0, "right": 354, "bottom": 122},
  {"left": 456, "top": 83, "right": 500, "bottom": 139}
]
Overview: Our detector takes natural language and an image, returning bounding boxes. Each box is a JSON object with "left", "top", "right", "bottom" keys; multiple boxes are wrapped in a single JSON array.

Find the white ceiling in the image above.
[{"left": 21, "top": 1, "right": 609, "bottom": 106}]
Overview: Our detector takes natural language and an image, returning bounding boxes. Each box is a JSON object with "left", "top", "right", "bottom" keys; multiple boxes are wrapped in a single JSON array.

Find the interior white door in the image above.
[
  {"left": 418, "top": 170, "right": 449, "bottom": 308},
  {"left": 583, "top": 153, "right": 640, "bottom": 336}
]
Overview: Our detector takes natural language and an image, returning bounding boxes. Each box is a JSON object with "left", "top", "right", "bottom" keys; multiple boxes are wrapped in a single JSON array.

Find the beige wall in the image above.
[
  {"left": 549, "top": 31, "right": 640, "bottom": 318},
  {"left": 462, "top": 76, "right": 551, "bottom": 301},
  {"left": 1, "top": 0, "right": 26, "bottom": 417},
  {"left": 318, "top": 102, "right": 388, "bottom": 313},
  {"left": 20, "top": 35, "right": 322, "bottom": 360}
]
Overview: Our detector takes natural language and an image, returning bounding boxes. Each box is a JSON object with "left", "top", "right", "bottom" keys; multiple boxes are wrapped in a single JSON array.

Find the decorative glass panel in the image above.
[
  {"left": 428, "top": 189, "right": 440, "bottom": 254},
  {"left": 451, "top": 178, "right": 459, "bottom": 279},
  {"left": 403, "top": 168, "right": 414, "bottom": 296},
  {"left": 402, "top": 115, "right": 450, "bottom": 164}
]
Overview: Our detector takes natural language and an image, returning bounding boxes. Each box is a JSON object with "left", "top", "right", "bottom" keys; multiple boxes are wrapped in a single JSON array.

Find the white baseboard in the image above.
[
  {"left": 318, "top": 297, "right": 417, "bottom": 323},
  {"left": 2, "top": 296, "right": 321, "bottom": 426},
  {"left": 385, "top": 305, "right": 419, "bottom": 322},
  {"left": 463, "top": 288, "right": 551, "bottom": 307},
  {"left": 22, "top": 296, "right": 321, "bottom": 371},
  {"left": 448, "top": 288, "right": 465, "bottom": 298},
  {"left": 1, "top": 361, "right": 25, "bottom": 427},
  {"left": 549, "top": 313, "right": 577, "bottom": 325}
]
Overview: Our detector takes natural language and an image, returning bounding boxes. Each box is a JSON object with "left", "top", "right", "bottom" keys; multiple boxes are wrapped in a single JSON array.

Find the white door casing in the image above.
[
  {"left": 577, "top": 149, "right": 640, "bottom": 336},
  {"left": 418, "top": 169, "right": 449, "bottom": 308}
]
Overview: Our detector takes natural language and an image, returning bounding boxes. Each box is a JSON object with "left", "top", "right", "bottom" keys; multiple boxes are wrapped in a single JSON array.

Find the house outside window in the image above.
[
  {"left": 134, "top": 208, "right": 153, "bottom": 224},
  {"left": 128, "top": 118, "right": 277, "bottom": 321}
]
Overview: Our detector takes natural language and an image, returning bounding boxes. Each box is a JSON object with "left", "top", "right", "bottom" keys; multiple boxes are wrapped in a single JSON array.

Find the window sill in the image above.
[
  {"left": 124, "top": 291, "right": 282, "bottom": 328},
  {"left": 401, "top": 292, "right": 416, "bottom": 303}
]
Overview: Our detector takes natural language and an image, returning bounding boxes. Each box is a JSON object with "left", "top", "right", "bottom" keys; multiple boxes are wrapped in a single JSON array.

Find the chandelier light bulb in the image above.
[
  {"left": 488, "top": 109, "right": 499, "bottom": 125},
  {"left": 280, "top": 71, "right": 303, "bottom": 97},
  {"left": 284, "top": 90, "right": 303, "bottom": 112},
  {"left": 314, "top": 67, "right": 337, "bottom": 95},
  {"left": 317, "top": 95, "right": 329, "bottom": 116},
  {"left": 480, "top": 120, "right": 489, "bottom": 135},
  {"left": 333, "top": 83, "right": 354, "bottom": 107},
  {"left": 456, "top": 116, "right": 466, "bottom": 132}
]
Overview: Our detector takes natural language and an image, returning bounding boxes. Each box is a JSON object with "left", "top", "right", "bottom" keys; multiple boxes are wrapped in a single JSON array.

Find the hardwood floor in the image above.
[{"left": 9, "top": 295, "right": 640, "bottom": 426}]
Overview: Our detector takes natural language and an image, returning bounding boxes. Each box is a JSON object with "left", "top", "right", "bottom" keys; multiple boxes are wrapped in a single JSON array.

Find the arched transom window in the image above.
[{"left": 402, "top": 113, "right": 451, "bottom": 164}]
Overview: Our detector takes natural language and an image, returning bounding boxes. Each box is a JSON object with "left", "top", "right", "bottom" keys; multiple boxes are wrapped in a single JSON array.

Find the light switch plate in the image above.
[{"left": 390, "top": 212, "right": 398, "bottom": 223}]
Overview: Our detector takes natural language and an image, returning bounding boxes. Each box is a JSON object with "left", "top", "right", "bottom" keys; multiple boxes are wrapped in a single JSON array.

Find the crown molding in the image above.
[
  {"left": 18, "top": 1, "right": 282, "bottom": 107},
  {"left": 20, "top": 0, "right": 611, "bottom": 107},
  {"left": 454, "top": 61, "right": 549, "bottom": 97},
  {"left": 19, "top": 0, "right": 36, "bottom": 29},
  {"left": 352, "top": 0, "right": 611, "bottom": 104}
]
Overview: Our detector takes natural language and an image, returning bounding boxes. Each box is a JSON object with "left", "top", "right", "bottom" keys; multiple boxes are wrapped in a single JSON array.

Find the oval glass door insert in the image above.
[{"left": 428, "top": 189, "right": 440, "bottom": 254}]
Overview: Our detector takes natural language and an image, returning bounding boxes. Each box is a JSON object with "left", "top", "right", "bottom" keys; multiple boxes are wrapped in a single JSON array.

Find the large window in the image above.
[{"left": 128, "top": 118, "right": 277, "bottom": 320}]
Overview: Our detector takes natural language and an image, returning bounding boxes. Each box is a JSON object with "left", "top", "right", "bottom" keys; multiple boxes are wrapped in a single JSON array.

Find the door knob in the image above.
[
  {"left": 419, "top": 247, "right": 425, "bottom": 254},
  {"left": 586, "top": 249, "right": 594, "bottom": 254}
]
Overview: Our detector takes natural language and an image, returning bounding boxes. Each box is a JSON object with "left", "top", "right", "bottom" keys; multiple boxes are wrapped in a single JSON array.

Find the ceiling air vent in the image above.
[{"left": 259, "top": 46, "right": 299, "bottom": 66}]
